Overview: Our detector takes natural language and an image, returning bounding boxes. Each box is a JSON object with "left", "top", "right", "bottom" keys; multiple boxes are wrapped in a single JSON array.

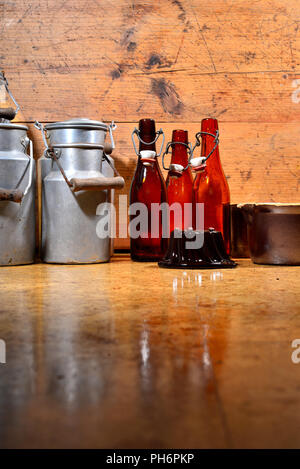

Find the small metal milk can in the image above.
[
  {"left": 0, "top": 72, "right": 35, "bottom": 266},
  {"left": 35, "top": 118, "right": 125, "bottom": 264}
]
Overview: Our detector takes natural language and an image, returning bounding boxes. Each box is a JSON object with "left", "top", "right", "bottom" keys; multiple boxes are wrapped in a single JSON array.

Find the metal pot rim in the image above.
[
  {"left": 238, "top": 203, "right": 300, "bottom": 207},
  {"left": 238, "top": 203, "right": 300, "bottom": 215}
]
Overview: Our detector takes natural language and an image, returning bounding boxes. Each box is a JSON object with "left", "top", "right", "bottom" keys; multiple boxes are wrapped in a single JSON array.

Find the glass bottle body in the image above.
[
  {"left": 193, "top": 118, "right": 230, "bottom": 253},
  {"left": 130, "top": 119, "right": 168, "bottom": 261},
  {"left": 166, "top": 130, "right": 194, "bottom": 234}
]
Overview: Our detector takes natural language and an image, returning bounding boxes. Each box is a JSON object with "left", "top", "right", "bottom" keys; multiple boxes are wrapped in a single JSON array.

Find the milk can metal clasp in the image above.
[
  {"left": 34, "top": 120, "right": 124, "bottom": 192},
  {"left": 0, "top": 138, "right": 33, "bottom": 203}
]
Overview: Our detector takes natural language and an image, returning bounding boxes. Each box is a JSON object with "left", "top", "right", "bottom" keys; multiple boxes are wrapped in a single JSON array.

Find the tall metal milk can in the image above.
[
  {"left": 0, "top": 72, "right": 36, "bottom": 266},
  {"left": 35, "top": 118, "right": 124, "bottom": 264}
]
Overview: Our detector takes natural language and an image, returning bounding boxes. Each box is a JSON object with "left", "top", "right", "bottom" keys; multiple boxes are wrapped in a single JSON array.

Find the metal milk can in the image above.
[
  {"left": 35, "top": 118, "right": 124, "bottom": 264},
  {"left": 0, "top": 72, "right": 36, "bottom": 266}
]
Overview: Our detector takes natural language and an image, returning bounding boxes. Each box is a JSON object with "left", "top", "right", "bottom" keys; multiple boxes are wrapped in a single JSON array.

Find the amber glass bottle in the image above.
[
  {"left": 166, "top": 130, "right": 194, "bottom": 234},
  {"left": 193, "top": 118, "right": 230, "bottom": 253},
  {"left": 130, "top": 118, "right": 168, "bottom": 261}
]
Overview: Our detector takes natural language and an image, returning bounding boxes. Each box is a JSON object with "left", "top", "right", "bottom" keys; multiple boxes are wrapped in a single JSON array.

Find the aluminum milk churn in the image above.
[
  {"left": 35, "top": 118, "right": 124, "bottom": 264},
  {"left": 0, "top": 72, "right": 36, "bottom": 266}
]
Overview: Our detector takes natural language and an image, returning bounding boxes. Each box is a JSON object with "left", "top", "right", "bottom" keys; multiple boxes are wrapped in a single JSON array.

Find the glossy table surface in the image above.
[{"left": 0, "top": 256, "right": 299, "bottom": 449}]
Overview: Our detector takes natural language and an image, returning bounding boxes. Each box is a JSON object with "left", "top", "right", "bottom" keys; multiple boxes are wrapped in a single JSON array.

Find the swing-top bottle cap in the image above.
[
  {"left": 189, "top": 156, "right": 206, "bottom": 171},
  {"left": 140, "top": 150, "right": 156, "bottom": 165},
  {"left": 140, "top": 150, "right": 156, "bottom": 159},
  {"left": 169, "top": 163, "right": 184, "bottom": 178},
  {"left": 170, "top": 163, "right": 184, "bottom": 172}
]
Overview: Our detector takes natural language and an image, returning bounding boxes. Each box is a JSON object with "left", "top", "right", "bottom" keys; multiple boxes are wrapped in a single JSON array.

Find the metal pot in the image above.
[
  {"left": 0, "top": 71, "right": 36, "bottom": 266},
  {"left": 36, "top": 118, "right": 124, "bottom": 264},
  {"left": 230, "top": 204, "right": 250, "bottom": 258},
  {"left": 240, "top": 203, "right": 300, "bottom": 265}
]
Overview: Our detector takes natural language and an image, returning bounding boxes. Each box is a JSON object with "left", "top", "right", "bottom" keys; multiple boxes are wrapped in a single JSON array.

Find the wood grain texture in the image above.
[
  {"left": 6, "top": 71, "right": 300, "bottom": 123},
  {"left": 1, "top": 0, "right": 299, "bottom": 248},
  {"left": 30, "top": 122, "right": 300, "bottom": 248},
  {"left": 1, "top": 0, "right": 300, "bottom": 122},
  {"left": 0, "top": 258, "right": 299, "bottom": 448}
]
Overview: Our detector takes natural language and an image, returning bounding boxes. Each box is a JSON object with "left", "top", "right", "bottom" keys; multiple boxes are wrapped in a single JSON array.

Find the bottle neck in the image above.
[
  {"left": 137, "top": 134, "right": 157, "bottom": 165},
  {"left": 139, "top": 140, "right": 156, "bottom": 153},
  {"left": 138, "top": 119, "right": 157, "bottom": 154},
  {"left": 170, "top": 143, "right": 189, "bottom": 166},
  {"left": 201, "top": 134, "right": 221, "bottom": 171}
]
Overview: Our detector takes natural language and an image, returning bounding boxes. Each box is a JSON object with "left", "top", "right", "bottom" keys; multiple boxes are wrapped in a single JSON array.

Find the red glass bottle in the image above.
[
  {"left": 193, "top": 118, "right": 231, "bottom": 253},
  {"left": 130, "top": 118, "right": 168, "bottom": 261},
  {"left": 166, "top": 130, "right": 194, "bottom": 234}
]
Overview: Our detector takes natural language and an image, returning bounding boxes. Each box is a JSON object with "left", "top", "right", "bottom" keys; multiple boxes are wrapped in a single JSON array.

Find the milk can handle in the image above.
[
  {"left": 34, "top": 121, "right": 124, "bottom": 193},
  {"left": 70, "top": 176, "right": 125, "bottom": 192},
  {"left": 46, "top": 150, "right": 125, "bottom": 193},
  {"left": 0, "top": 188, "right": 24, "bottom": 203},
  {"left": 0, "top": 139, "right": 33, "bottom": 203}
]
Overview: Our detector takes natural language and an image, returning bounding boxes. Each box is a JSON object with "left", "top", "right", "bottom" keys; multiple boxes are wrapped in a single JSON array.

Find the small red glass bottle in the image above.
[
  {"left": 130, "top": 118, "right": 168, "bottom": 261},
  {"left": 165, "top": 130, "right": 194, "bottom": 233},
  {"left": 192, "top": 118, "right": 231, "bottom": 253}
]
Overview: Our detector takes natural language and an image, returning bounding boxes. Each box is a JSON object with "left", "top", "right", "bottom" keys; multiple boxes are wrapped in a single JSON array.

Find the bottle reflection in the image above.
[
  {"left": 136, "top": 269, "right": 229, "bottom": 404},
  {"left": 140, "top": 322, "right": 151, "bottom": 391},
  {"left": 171, "top": 270, "right": 223, "bottom": 295}
]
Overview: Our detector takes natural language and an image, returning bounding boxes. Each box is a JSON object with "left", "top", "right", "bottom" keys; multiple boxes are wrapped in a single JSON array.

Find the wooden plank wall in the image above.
[{"left": 1, "top": 0, "right": 300, "bottom": 248}]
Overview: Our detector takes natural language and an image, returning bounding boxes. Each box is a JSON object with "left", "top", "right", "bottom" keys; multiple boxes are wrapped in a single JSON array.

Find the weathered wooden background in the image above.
[{"left": 1, "top": 0, "right": 300, "bottom": 248}]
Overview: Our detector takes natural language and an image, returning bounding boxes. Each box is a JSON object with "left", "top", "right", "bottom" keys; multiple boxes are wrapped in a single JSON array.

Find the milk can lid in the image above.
[
  {"left": 45, "top": 118, "right": 108, "bottom": 131},
  {"left": 0, "top": 122, "right": 28, "bottom": 130}
]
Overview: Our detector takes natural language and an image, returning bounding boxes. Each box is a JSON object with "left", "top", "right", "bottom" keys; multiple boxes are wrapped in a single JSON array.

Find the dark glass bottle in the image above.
[
  {"left": 166, "top": 130, "right": 194, "bottom": 234},
  {"left": 193, "top": 118, "right": 231, "bottom": 253},
  {"left": 130, "top": 118, "right": 168, "bottom": 261}
]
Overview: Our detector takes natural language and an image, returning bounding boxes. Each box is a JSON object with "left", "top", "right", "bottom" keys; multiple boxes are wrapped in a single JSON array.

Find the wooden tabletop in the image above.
[{"left": 0, "top": 256, "right": 299, "bottom": 449}]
